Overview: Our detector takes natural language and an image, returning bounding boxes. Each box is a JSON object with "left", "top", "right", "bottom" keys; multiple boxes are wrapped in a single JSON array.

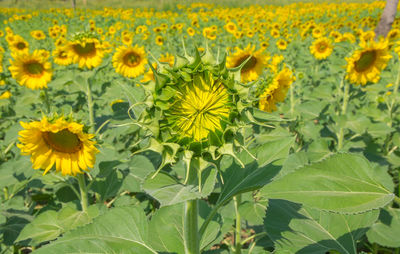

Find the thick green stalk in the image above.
[
  {"left": 234, "top": 194, "right": 242, "bottom": 254},
  {"left": 184, "top": 199, "right": 199, "bottom": 254},
  {"left": 86, "top": 80, "right": 95, "bottom": 132},
  {"left": 77, "top": 173, "right": 89, "bottom": 213},
  {"left": 43, "top": 88, "right": 51, "bottom": 113},
  {"left": 389, "top": 61, "right": 400, "bottom": 127},
  {"left": 290, "top": 81, "right": 295, "bottom": 116},
  {"left": 337, "top": 80, "right": 350, "bottom": 150},
  {"left": 394, "top": 196, "right": 400, "bottom": 206}
]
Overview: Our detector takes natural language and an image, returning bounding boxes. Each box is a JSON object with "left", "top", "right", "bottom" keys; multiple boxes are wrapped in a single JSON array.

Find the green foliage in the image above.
[
  {"left": 261, "top": 153, "right": 394, "bottom": 213},
  {"left": 265, "top": 199, "right": 379, "bottom": 254}
]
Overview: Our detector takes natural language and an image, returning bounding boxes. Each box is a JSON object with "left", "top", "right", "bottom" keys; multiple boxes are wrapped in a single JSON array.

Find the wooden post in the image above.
[{"left": 375, "top": 0, "right": 399, "bottom": 39}]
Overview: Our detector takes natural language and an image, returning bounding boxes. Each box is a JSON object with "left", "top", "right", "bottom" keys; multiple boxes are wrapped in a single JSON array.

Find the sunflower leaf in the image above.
[{"left": 260, "top": 153, "right": 394, "bottom": 213}]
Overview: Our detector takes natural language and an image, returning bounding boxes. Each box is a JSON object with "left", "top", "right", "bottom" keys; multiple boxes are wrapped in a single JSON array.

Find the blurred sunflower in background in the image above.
[
  {"left": 310, "top": 37, "right": 333, "bottom": 60},
  {"left": 227, "top": 44, "right": 269, "bottom": 82},
  {"left": 30, "top": 30, "right": 46, "bottom": 40},
  {"left": 17, "top": 116, "right": 98, "bottom": 176},
  {"left": 53, "top": 46, "right": 72, "bottom": 66},
  {"left": 259, "top": 67, "right": 295, "bottom": 112},
  {"left": 7, "top": 34, "right": 29, "bottom": 54},
  {"left": 346, "top": 39, "right": 391, "bottom": 85},
  {"left": 9, "top": 50, "right": 52, "bottom": 90},
  {"left": 112, "top": 44, "right": 147, "bottom": 78},
  {"left": 67, "top": 33, "right": 105, "bottom": 69}
]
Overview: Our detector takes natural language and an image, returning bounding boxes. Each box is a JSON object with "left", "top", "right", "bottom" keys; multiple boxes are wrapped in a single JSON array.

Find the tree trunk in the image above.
[
  {"left": 71, "top": 0, "right": 76, "bottom": 9},
  {"left": 83, "top": 0, "right": 87, "bottom": 8},
  {"left": 375, "top": 0, "right": 399, "bottom": 39}
]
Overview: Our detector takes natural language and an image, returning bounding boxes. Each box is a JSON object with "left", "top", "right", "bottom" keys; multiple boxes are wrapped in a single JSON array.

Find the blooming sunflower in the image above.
[
  {"left": 227, "top": 44, "right": 269, "bottom": 83},
  {"left": 9, "top": 50, "right": 52, "bottom": 90},
  {"left": 346, "top": 40, "right": 392, "bottom": 85},
  {"left": 310, "top": 37, "right": 333, "bottom": 60},
  {"left": 276, "top": 39, "right": 287, "bottom": 50},
  {"left": 53, "top": 46, "right": 72, "bottom": 66},
  {"left": 187, "top": 27, "right": 195, "bottom": 37},
  {"left": 67, "top": 34, "right": 105, "bottom": 69},
  {"left": 155, "top": 36, "right": 164, "bottom": 46},
  {"left": 165, "top": 72, "right": 231, "bottom": 142},
  {"left": 8, "top": 35, "right": 29, "bottom": 54},
  {"left": 17, "top": 116, "right": 98, "bottom": 176},
  {"left": 30, "top": 30, "right": 46, "bottom": 40},
  {"left": 259, "top": 67, "right": 295, "bottom": 112},
  {"left": 112, "top": 45, "right": 147, "bottom": 78}
]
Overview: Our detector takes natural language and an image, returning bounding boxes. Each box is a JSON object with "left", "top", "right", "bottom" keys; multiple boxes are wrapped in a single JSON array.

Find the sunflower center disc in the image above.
[
  {"left": 318, "top": 43, "right": 327, "bottom": 52},
  {"left": 123, "top": 52, "right": 140, "bottom": 67},
  {"left": 73, "top": 42, "right": 96, "bottom": 56},
  {"left": 236, "top": 55, "right": 257, "bottom": 73},
  {"left": 354, "top": 50, "right": 377, "bottom": 72},
  {"left": 43, "top": 129, "right": 82, "bottom": 153},
  {"left": 60, "top": 51, "right": 68, "bottom": 58},
  {"left": 16, "top": 42, "right": 26, "bottom": 50},
  {"left": 24, "top": 61, "right": 44, "bottom": 76}
]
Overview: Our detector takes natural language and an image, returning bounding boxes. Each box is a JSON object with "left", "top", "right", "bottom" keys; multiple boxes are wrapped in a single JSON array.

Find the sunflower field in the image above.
[{"left": 1, "top": 1, "right": 400, "bottom": 253}]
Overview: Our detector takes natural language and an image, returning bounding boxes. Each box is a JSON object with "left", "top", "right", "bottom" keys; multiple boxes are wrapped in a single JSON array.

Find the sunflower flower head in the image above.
[
  {"left": 258, "top": 67, "right": 295, "bottom": 112},
  {"left": 226, "top": 44, "right": 269, "bottom": 83},
  {"left": 17, "top": 115, "right": 99, "bottom": 176},
  {"left": 346, "top": 39, "right": 391, "bottom": 85},
  {"left": 134, "top": 47, "right": 260, "bottom": 177},
  {"left": 67, "top": 32, "right": 105, "bottom": 69},
  {"left": 112, "top": 44, "right": 147, "bottom": 78},
  {"left": 310, "top": 37, "right": 333, "bottom": 60},
  {"left": 9, "top": 49, "right": 53, "bottom": 90}
]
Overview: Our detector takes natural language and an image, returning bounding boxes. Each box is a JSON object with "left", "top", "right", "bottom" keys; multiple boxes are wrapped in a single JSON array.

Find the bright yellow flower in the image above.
[
  {"left": 67, "top": 36, "right": 105, "bottom": 69},
  {"left": 53, "top": 46, "right": 72, "bottom": 66},
  {"left": 346, "top": 39, "right": 391, "bottom": 85},
  {"left": 259, "top": 67, "right": 295, "bottom": 112},
  {"left": 17, "top": 116, "right": 98, "bottom": 176},
  {"left": 227, "top": 44, "right": 269, "bottom": 82},
  {"left": 9, "top": 50, "right": 52, "bottom": 90},
  {"left": 166, "top": 73, "right": 230, "bottom": 141},
  {"left": 0, "top": 90, "right": 11, "bottom": 99},
  {"left": 310, "top": 37, "right": 333, "bottom": 60},
  {"left": 112, "top": 45, "right": 147, "bottom": 78}
]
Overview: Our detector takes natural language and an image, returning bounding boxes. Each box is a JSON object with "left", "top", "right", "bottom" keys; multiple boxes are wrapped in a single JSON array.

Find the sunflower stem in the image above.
[
  {"left": 290, "top": 81, "right": 295, "bottom": 116},
  {"left": 394, "top": 196, "right": 400, "bottom": 206},
  {"left": 184, "top": 199, "right": 199, "bottom": 254},
  {"left": 77, "top": 173, "right": 89, "bottom": 213},
  {"left": 234, "top": 194, "right": 242, "bottom": 254},
  {"left": 43, "top": 88, "right": 51, "bottom": 114},
  {"left": 389, "top": 60, "right": 400, "bottom": 127},
  {"left": 337, "top": 79, "right": 350, "bottom": 150},
  {"left": 86, "top": 79, "right": 95, "bottom": 132}
]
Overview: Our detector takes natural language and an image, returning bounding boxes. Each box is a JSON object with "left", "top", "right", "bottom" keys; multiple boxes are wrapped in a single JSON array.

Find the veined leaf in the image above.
[
  {"left": 367, "top": 207, "right": 400, "bottom": 248},
  {"left": 261, "top": 153, "right": 394, "bottom": 213},
  {"left": 265, "top": 199, "right": 379, "bottom": 254},
  {"left": 33, "top": 207, "right": 157, "bottom": 254}
]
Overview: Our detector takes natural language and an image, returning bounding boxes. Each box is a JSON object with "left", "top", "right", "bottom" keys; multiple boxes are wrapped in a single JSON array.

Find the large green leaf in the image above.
[
  {"left": 216, "top": 137, "right": 293, "bottom": 206},
  {"left": 265, "top": 199, "right": 379, "bottom": 254},
  {"left": 261, "top": 153, "right": 394, "bottom": 213},
  {"left": 33, "top": 207, "right": 157, "bottom": 254},
  {"left": 16, "top": 205, "right": 100, "bottom": 246},
  {"left": 366, "top": 207, "right": 400, "bottom": 248},
  {"left": 143, "top": 160, "right": 217, "bottom": 206}
]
